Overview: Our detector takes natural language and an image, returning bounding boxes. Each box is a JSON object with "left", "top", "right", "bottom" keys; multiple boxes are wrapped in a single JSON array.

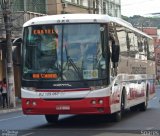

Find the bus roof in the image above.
[
  {"left": 23, "top": 14, "right": 152, "bottom": 39},
  {"left": 23, "top": 14, "right": 112, "bottom": 27},
  {"left": 111, "top": 17, "right": 152, "bottom": 39}
]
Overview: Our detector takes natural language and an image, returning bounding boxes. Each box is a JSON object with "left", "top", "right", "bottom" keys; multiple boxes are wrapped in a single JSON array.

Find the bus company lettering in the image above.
[{"left": 131, "top": 67, "right": 146, "bottom": 74}]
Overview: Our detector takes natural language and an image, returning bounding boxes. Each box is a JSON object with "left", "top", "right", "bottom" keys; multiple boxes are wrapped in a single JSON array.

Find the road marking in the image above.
[
  {"left": 153, "top": 97, "right": 157, "bottom": 100},
  {"left": 146, "top": 127, "right": 154, "bottom": 130},
  {"left": 0, "top": 115, "right": 26, "bottom": 122},
  {"left": 21, "top": 132, "right": 34, "bottom": 136}
]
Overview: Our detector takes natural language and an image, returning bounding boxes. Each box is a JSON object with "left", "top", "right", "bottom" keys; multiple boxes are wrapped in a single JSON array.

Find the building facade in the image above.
[
  {"left": 142, "top": 27, "right": 160, "bottom": 79},
  {"left": 53, "top": 0, "right": 121, "bottom": 17}
]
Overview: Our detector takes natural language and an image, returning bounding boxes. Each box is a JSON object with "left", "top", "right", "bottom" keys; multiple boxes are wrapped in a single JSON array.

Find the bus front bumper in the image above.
[{"left": 22, "top": 97, "right": 111, "bottom": 115}]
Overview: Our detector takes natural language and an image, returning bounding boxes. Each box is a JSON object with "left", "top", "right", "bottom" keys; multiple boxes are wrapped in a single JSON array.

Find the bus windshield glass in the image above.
[{"left": 23, "top": 24, "right": 107, "bottom": 81}]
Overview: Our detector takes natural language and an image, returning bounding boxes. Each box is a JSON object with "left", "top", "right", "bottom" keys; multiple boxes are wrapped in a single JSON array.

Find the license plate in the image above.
[
  {"left": 38, "top": 92, "right": 65, "bottom": 97},
  {"left": 56, "top": 105, "right": 70, "bottom": 110}
]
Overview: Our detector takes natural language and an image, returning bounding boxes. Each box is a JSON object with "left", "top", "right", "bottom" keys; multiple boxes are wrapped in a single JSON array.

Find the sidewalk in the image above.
[{"left": 0, "top": 99, "right": 22, "bottom": 114}]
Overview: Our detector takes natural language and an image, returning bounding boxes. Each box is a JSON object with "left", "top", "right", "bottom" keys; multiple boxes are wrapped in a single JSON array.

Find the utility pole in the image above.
[{"left": 0, "top": 0, "right": 16, "bottom": 107}]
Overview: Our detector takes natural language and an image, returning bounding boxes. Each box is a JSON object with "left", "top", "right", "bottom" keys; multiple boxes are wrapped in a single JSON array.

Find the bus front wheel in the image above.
[
  {"left": 112, "top": 111, "right": 121, "bottom": 122},
  {"left": 45, "top": 114, "right": 59, "bottom": 123},
  {"left": 112, "top": 90, "right": 125, "bottom": 122}
]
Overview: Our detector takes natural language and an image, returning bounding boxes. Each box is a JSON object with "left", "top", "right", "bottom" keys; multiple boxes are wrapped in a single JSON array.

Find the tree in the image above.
[{"left": 0, "top": 0, "right": 16, "bottom": 107}]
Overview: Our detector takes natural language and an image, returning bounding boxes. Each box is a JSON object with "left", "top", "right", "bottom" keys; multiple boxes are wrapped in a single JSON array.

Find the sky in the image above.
[{"left": 121, "top": 0, "right": 160, "bottom": 17}]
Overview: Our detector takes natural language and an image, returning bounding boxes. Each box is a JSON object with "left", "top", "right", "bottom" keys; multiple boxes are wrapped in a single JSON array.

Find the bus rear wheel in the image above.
[
  {"left": 45, "top": 114, "right": 59, "bottom": 123},
  {"left": 139, "top": 97, "right": 148, "bottom": 111},
  {"left": 139, "top": 88, "right": 148, "bottom": 111}
]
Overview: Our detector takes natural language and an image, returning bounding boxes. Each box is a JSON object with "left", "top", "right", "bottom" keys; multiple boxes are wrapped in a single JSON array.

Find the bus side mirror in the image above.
[
  {"left": 112, "top": 44, "right": 120, "bottom": 62},
  {"left": 12, "top": 38, "right": 22, "bottom": 66},
  {"left": 114, "top": 82, "right": 118, "bottom": 86},
  {"left": 13, "top": 37, "right": 22, "bottom": 47}
]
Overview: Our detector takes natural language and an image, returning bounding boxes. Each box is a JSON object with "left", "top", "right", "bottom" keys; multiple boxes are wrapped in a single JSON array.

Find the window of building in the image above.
[
  {"left": 103, "top": 2, "right": 106, "bottom": 14},
  {"left": 12, "top": 0, "right": 24, "bottom": 11},
  {"left": 26, "top": 0, "right": 46, "bottom": 14},
  {"left": 71, "top": 0, "right": 76, "bottom": 3},
  {"left": 12, "top": 0, "right": 46, "bottom": 14},
  {"left": 64, "top": 0, "right": 72, "bottom": 2},
  {"left": 115, "top": 0, "right": 121, "bottom": 4},
  {"left": 65, "top": 0, "right": 87, "bottom": 7}
]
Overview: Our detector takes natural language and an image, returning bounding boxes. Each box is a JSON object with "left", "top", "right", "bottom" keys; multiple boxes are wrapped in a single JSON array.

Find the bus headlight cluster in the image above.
[
  {"left": 91, "top": 99, "right": 104, "bottom": 105},
  {"left": 26, "top": 100, "right": 37, "bottom": 106}
]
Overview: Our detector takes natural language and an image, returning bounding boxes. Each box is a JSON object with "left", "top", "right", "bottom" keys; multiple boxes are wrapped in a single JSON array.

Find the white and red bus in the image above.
[{"left": 15, "top": 14, "right": 155, "bottom": 123}]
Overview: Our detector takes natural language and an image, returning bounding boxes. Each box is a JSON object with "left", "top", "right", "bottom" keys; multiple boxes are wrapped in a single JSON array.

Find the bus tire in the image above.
[
  {"left": 45, "top": 114, "right": 59, "bottom": 123},
  {"left": 139, "top": 102, "right": 147, "bottom": 111},
  {"left": 130, "top": 105, "right": 139, "bottom": 111},
  {"left": 139, "top": 97, "right": 148, "bottom": 111},
  {"left": 139, "top": 88, "right": 148, "bottom": 111},
  {"left": 112, "top": 111, "right": 121, "bottom": 122},
  {"left": 112, "top": 90, "right": 125, "bottom": 122}
]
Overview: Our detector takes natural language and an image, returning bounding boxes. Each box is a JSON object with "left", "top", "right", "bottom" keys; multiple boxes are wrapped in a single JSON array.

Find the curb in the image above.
[{"left": 0, "top": 107, "right": 22, "bottom": 114}]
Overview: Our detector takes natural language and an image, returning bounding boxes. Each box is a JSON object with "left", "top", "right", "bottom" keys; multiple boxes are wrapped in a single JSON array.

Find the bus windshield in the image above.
[{"left": 23, "top": 24, "right": 107, "bottom": 81}]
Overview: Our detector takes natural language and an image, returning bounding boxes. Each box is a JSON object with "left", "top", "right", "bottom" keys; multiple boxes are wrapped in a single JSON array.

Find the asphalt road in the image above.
[{"left": 0, "top": 87, "right": 160, "bottom": 136}]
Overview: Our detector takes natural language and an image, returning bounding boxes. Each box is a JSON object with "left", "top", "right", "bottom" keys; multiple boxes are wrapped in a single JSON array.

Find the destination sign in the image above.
[
  {"left": 32, "top": 73, "right": 58, "bottom": 79},
  {"left": 33, "top": 29, "right": 57, "bottom": 35}
]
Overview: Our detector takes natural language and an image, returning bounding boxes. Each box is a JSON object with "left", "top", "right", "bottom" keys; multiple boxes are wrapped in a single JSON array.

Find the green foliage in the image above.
[{"left": 122, "top": 15, "right": 160, "bottom": 28}]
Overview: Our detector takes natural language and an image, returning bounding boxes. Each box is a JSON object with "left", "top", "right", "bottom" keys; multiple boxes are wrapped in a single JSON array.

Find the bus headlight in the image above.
[
  {"left": 98, "top": 99, "right": 103, "bottom": 104},
  {"left": 26, "top": 100, "right": 30, "bottom": 105},
  {"left": 32, "top": 101, "right": 37, "bottom": 106},
  {"left": 91, "top": 100, "right": 96, "bottom": 105}
]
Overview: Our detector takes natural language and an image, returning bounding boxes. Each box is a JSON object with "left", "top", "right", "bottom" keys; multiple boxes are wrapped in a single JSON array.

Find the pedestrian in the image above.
[{"left": 1, "top": 78, "right": 8, "bottom": 108}]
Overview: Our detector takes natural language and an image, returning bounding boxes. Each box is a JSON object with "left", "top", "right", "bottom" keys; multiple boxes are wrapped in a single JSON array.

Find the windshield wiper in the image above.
[
  {"left": 67, "top": 56, "right": 83, "bottom": 80},
  {"left": 64, "top": 45, "right": 84, "bottom": 81},
  {"left": 44, "top": 60, "right": 60, "bottom": 75},
  {"left": 65, "top": 55, "right": 88, "bottom": 86}
]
